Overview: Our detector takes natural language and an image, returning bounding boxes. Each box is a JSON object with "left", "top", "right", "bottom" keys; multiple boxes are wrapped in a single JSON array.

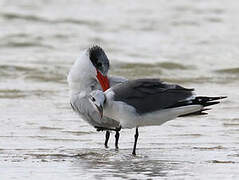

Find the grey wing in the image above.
[
  {"left": 108, "top": 75, "right": 128, "bottom": 87},
  {"left": 70, "top": 93, "right": 103, "bottom": 127},
  {"left": 112, "top": 79, "right": 194, "bottom": 114},
  {"left": 71, "top": 93, "right": 119, "bottom": 128}
]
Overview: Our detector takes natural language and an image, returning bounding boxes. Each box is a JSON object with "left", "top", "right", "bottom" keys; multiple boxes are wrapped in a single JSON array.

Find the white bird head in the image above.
[
  {"left": 89, "top": 90, "right": 106, "bottom": 118},
  {"left": 67, "top": 45, "right": 110, "bottom": 94}
]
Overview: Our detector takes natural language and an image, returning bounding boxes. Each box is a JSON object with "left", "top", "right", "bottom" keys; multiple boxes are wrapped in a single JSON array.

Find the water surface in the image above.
[{"left": 0, "top": 0, "right": 239, "bottom": 179}]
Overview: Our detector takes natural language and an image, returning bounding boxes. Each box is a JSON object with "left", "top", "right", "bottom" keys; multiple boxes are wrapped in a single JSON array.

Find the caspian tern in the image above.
[
  {"left": 67, "top": 45, "right": 127, "bottom": 148},
  {"left": 89, "top": 79, "right": 227, "bottom": 155}
]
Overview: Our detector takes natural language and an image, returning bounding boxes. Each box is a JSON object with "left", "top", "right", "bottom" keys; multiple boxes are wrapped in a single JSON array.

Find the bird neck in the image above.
[{"left": 67, "top": 52, "right": 97, "bottom": 96}]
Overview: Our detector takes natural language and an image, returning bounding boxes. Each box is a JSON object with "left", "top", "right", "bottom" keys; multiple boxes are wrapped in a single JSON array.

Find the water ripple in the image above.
[
  {"left": 1, "top": 12, "right": 100, "bottom": 26},
  {"left": 215, "top": 67, "right": 239, "bottom": 74},
  {"left": 0, "top": 89, "right": 56, "bottom": 99}
]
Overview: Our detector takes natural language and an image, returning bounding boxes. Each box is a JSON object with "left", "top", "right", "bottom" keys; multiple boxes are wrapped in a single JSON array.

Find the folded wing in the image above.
[{"left": 112, "top": 79, "right": 194, "bottom": 114}]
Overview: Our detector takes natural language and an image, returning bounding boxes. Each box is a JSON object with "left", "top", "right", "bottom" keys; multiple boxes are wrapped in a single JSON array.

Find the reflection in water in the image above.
[{"left": 70, "top": 149, "right": 179, "bottom": 179}]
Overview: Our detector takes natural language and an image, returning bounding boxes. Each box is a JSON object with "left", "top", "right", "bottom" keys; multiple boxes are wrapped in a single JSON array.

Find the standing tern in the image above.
[
  {"left": 67, "top": 45, "right": 127, "bottom": 148},
  {"left": 89, "top": 79, "right": 227, "bottom": 155}
]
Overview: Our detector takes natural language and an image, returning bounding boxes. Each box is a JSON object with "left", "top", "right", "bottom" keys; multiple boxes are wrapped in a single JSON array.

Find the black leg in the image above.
[
  {"left": 104, "top": 130, "right": 110, "bottom": 148},
  {"left": 115, "top": 126, "right": 121, "bottom": 150},
  {"left": 132, "top": 127, "right": 139, "bottom": 155},
  {"left": 115, "top": 130, "right": 120, "bottom": 149}
]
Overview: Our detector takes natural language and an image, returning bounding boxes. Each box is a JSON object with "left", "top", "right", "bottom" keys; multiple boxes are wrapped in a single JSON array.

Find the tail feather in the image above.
[
  {"left": 179, "top": 110, "right": 208, "bottom": 117},
  {"left": 177, "top": 96, "right": 226, "bottom": 117},
  {"left": 203, "top": 101, "right": 220, "bottom": 107}
]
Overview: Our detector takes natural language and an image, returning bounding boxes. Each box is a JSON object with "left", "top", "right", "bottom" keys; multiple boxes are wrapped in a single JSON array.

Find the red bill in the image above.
[{"left": 96, "top": 70, "right": 110, "bottom": 91}]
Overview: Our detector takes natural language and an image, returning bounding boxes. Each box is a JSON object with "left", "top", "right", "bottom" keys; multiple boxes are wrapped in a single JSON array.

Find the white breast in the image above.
[{"left": 103, "top": 91, "right": 140, "bottom": 128}]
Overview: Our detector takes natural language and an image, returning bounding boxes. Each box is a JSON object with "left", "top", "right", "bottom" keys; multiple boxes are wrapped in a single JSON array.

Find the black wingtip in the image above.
[
  {"left": 197, "top": 96, "right": 227, "bottom": 102},
  {"left": 210, "top": 96, "right": 227, "bottom": 101},
  {"left": 178, "top": 96, "right": 226, "bottom": 117},
  {"left": 204, "top": 101, "right": 220, "bottom": 107},
  {"left": 192, "top": 96, "right": 227, "bottom": 108}
]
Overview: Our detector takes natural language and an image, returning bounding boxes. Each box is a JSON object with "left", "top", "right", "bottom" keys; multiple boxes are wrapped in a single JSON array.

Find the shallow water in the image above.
[{"left": 0, "top": 0, "right": 239, "bottom": 179}]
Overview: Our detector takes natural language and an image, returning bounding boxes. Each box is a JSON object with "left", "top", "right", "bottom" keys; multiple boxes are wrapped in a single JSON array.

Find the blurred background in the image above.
[{"left": 0, "top": 0, "right": 239, "bottom": 179}]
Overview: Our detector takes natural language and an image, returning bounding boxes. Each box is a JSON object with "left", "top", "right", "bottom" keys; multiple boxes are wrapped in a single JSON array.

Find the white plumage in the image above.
[
  {"left": 67, "top": 46, "right": 127, "bottom": 148},
  {"left": 90, "top": 90, "right": 202, "bottom": 129},
  {"left": 89, "top": 79, "right": 226, "bottom": 155}
]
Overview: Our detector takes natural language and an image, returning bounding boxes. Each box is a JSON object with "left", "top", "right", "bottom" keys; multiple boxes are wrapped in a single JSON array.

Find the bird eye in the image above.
[{"left": 97, "top": 62, "right": 102, "bottom": 67}]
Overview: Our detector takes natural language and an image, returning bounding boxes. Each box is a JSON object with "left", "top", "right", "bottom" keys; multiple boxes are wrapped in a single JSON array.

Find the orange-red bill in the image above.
[{"left": 96, "top": 70, "right": 110, "bottom": 92}]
